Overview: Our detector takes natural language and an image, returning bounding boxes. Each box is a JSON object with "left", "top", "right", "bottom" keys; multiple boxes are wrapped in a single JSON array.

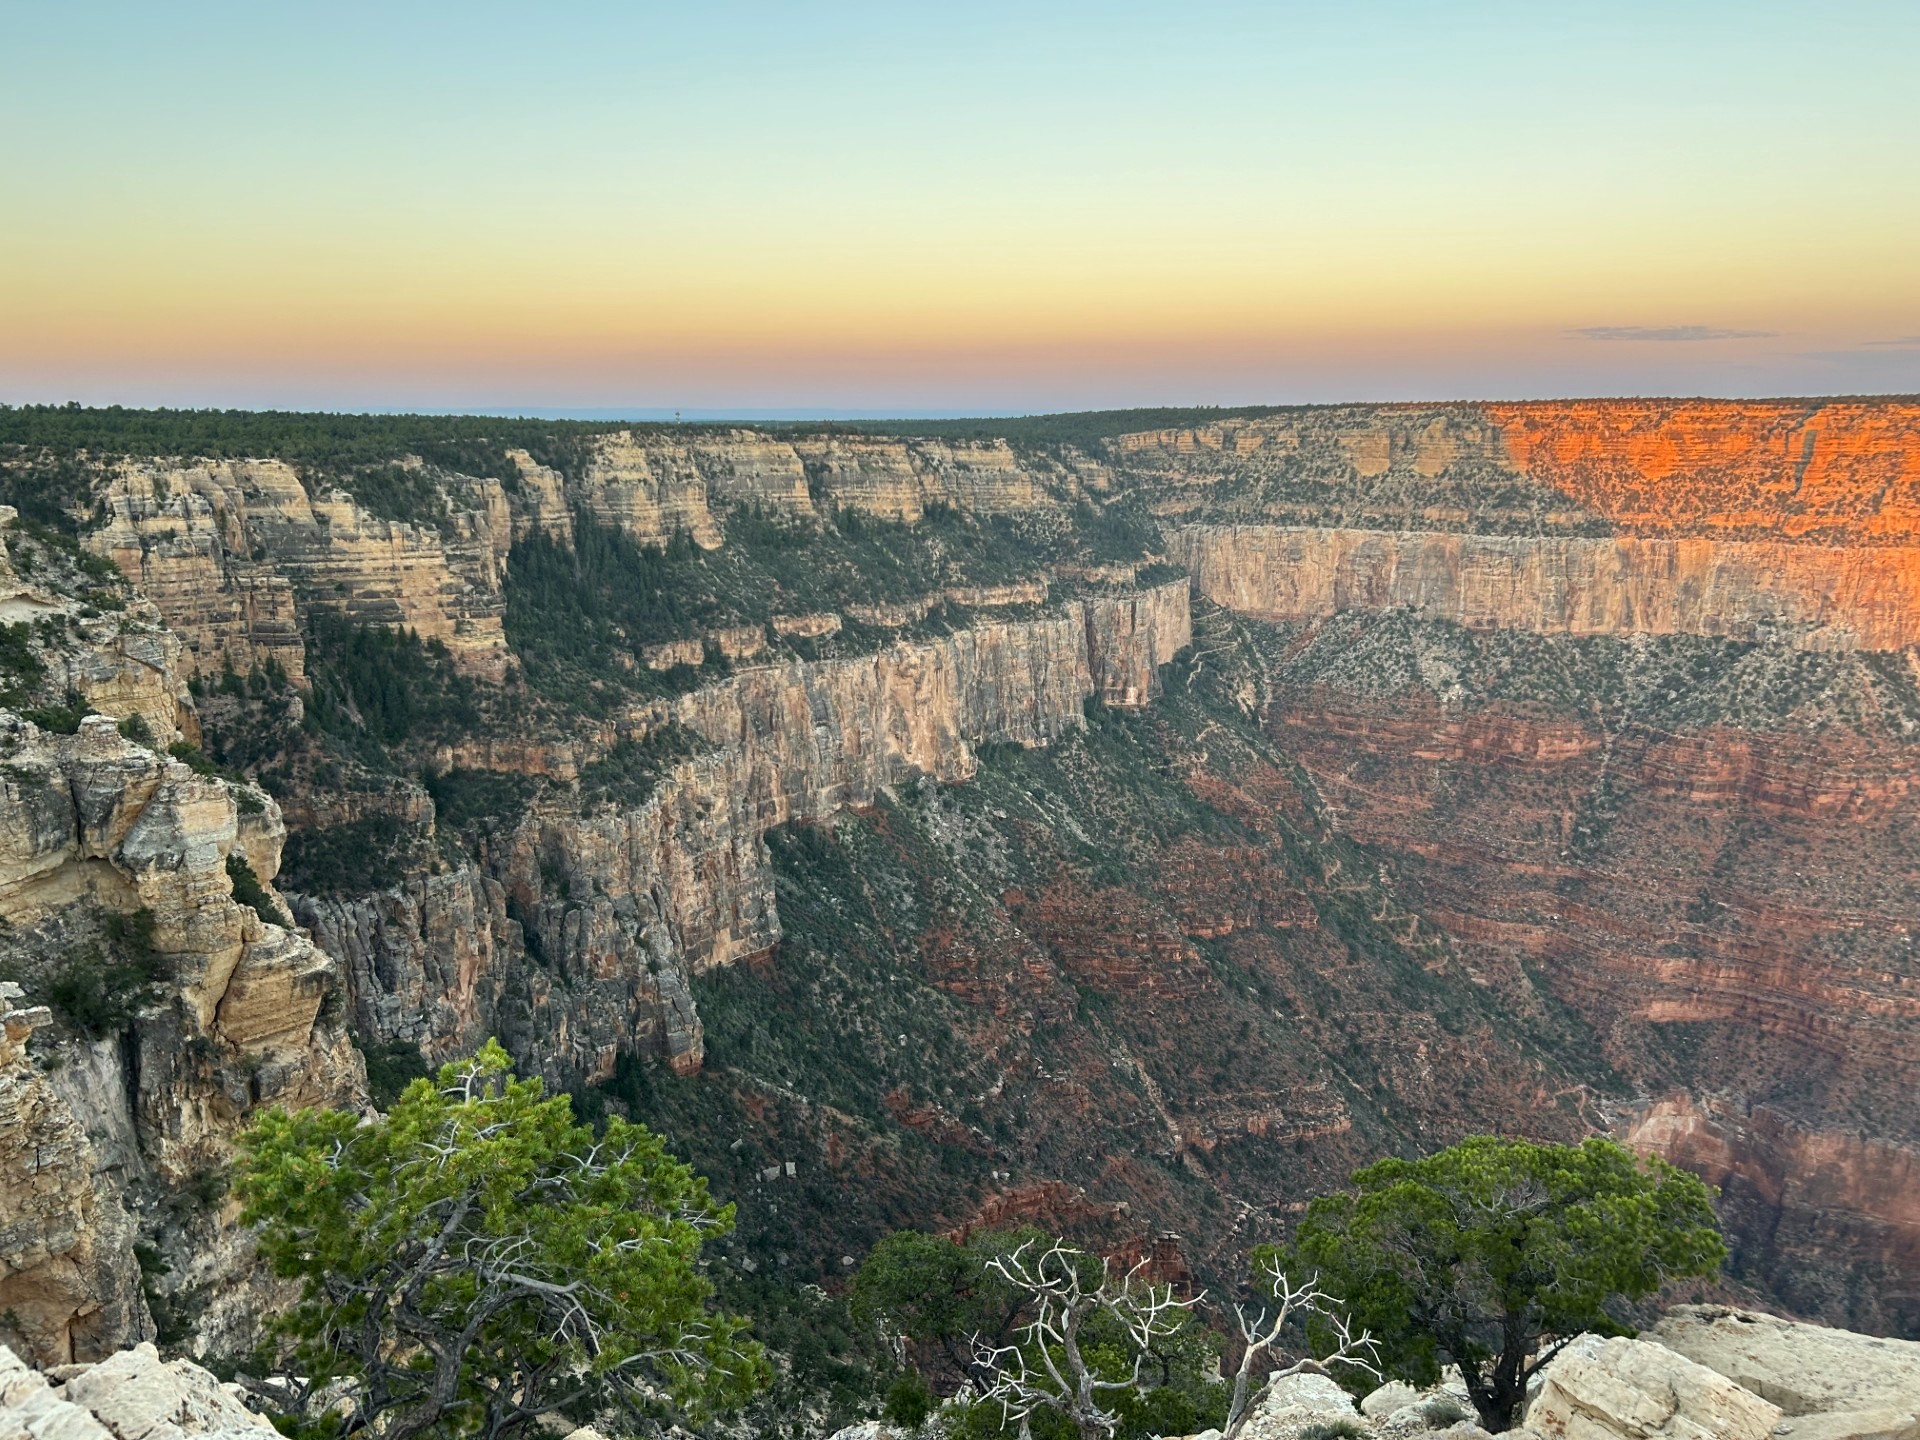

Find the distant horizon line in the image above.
[{"left": 6, "top": 392, "right": 1920, "bottom": 427}]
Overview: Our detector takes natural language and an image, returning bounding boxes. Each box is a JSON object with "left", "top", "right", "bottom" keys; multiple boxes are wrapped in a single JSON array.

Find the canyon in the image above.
[{"left": 0, "top": 396, "right": 1916, "bottom": 1376}]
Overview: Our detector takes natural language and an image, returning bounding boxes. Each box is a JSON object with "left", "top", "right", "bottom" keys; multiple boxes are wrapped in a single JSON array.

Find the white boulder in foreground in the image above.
[
  {"left": 1650, "top": 1306, "right": 1920, "bottom": 1440},
  {"left": 1528, "top": 1332, "right": 1781, "bottom": 1439},
  {"left": 0, "top": 1343, "right": 273, "bottom": 1440}
]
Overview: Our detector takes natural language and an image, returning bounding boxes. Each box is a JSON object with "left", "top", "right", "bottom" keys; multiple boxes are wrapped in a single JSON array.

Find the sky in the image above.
[{"left": 4, "top": 0, "right": 1918, "bottom": 415}]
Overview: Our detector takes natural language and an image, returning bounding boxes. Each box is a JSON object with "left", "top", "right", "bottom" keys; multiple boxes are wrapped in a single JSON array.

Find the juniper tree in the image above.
[
  {"left": 236, "top": 1042, "right": 766, "bottom": 1440},
  {"left": 1268, "top": 1136, "right": 1725, "bottom": 1430}
]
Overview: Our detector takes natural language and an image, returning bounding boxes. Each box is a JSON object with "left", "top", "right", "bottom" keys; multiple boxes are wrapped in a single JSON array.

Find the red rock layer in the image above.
[
  {"left": 1265, "top": 691, "right": 1920, "bottom": 1330},
  {"left": 1484, "top": 399, "right": 1920, "bottom": 543}
]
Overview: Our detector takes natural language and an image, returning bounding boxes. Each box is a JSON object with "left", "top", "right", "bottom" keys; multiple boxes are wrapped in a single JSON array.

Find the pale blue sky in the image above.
[{"left": 5, "top": 1, "right": 1917, "bottom": 410}]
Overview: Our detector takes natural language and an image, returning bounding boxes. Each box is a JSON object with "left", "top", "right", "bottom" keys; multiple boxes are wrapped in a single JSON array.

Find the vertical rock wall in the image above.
[{"left": 301, "top": 583, "right": 1192, "bottom": 1089}]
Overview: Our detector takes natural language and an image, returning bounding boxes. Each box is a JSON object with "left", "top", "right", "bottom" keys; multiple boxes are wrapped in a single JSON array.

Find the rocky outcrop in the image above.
[
  {"left": 0, "top": 1000, "right": 149, "bottom": 1367},
  {"left": 1483, "top": 400, "right": 1920, "bottom": 544},
  {"left": 1175, "top": 526, "right": 1920, "bottom": 650},
  {"left": 304, "top": 583, "right": 1191, "bottom": 1088},
  {"left": 1527, "top": 1311, "right": 1920, "bottom": 1440},
  {"left": 560, "top": 429, "right": 1059, "bottom": 544},
  {"left": 0, "top": 715, "right": 358, "bottom": 1175},
  {"left": 1115, "top": 400, "right": 1920, "bottom": 543},
  {"left": 1649, "top": 1306, "right": 1920, "bottom": 1436},
  {"left": 1624, "top": 1099, "right": 1920, "bottom": 1338},
  {"left": 0, "top": 1342, "right": 275, "bottom": 1440},
  {"left": 1528, "top": 1333, "right": 1783, "bottom": 1439},
  {"left": 792, "top": 436, "right": 1056, "bottom": 520},
  {"left": 0, "top": 509, "right": 192, "bottom": 743},
  {"left": 0, "top": 702, "right": 361, "bottom": 1361},
  {"left": 79, "top": 431, "right": 1071, "bottom": 689},
  {"left": 90, "top": 460, "right": 511, "bottom": 681}
]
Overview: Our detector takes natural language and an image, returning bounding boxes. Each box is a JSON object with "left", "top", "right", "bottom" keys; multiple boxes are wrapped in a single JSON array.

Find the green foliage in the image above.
[
  {"left": 236, "top": 1042, "right": 767, "bottom": 1440},
  {"left": 884, "top": 1371, "right": 933, "bottom": 1429},
  {"left": 23, "top": 691, "right": 87, "bottom": 734},
  {"left": 706, "top": 1275, "right": 897, "bottom": 1436},
  {"left": 854, "top": 1232, "right": 1224, "bottom": 1438},
  {"left": 302, "top": 613, "right": 479, "bottom": 761},
  {"left": 226, "top": 854, "right": 287, "bottom": 928},
  {"left": 575, "top": 728, "right": 704, "bottom": 813},
  {"left": 277, "top": 815, "right": 425, "bottom": 898},
  {"left": 42, "top": 908, "right": 165, "bottom": 1038},
  {"left": 851, "top": 1229, "right": 1044, "bottom": 1390},
  {"left": 168, "top": 741, "right": 244, "bottom": 782},
  {"left": 324, "top": 464, "right": 450, "bottom": 527},
  {"left": 0, "top": 450, "right": 103, "bottom": 532},
  {"left": 117, "top": 712, "right": 156, "bottom": 747},
  {"left": 357, "top": 1036, "right": 431, "bottom": 1110},
  {"left": 1298, "top": 1422, "right": 1368, "bottom": 1440},
  {"left": 197, "top": 660, "right": 301, "bottom": 775},
  {"left": 0, "top": 404, "right": 616, "bottom": 482},
  {"left": 423, "top": 768, "right": 539, "bottom": 833},
  {"left": 501, "top": 518, "right": 724, "bottom": 711},
  {"left": 1273, "top": 1136, "right": 1727, "bottom": 1429},
  {"left": 1416, "top": 1395, "right": 1473, "bottom": 1426},
  {"left": 0, "top": 622, "right": 44, "bottom": 707}
]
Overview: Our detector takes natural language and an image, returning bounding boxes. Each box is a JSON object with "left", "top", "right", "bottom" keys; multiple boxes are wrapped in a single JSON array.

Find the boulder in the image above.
[
  {"left": 1527, "top": 1334, "right": 1782, "bottom": 1440},
  {"left": 1364, "top": 1383, "right": 1422, "bottom": 1417},
  {"left": 57, "top": 1343, "right": 276, "bottom": 1440},
  {"left": 1237, "top": 1369, "right": 1366, "bottom": 1439},
  {"left": 0, "top": 1345, "right": 113, "bottom": 1440},
  {"left": 1650, "top": 1306, "right": 1920, "bottom": 1431}
]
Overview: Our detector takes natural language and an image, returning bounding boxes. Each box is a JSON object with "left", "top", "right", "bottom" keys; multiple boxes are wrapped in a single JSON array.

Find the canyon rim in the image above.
[{"left": 1, "top": 398, "right": 1916, "bottom": 1381}]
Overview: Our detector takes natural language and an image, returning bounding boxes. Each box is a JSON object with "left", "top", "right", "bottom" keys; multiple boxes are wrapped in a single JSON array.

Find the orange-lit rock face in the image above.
[
  {"left": 1176, "top": 526, "right": 1920, "bottom": 649},
  {"left": 1485, "top": 400, "right": 1920, "bottom": 543}
]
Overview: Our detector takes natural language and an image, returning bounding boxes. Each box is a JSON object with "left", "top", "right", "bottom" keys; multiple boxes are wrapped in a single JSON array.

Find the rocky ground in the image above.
[{"left": 817, "top": 1307, "right": 1920, "bottom": 1440}]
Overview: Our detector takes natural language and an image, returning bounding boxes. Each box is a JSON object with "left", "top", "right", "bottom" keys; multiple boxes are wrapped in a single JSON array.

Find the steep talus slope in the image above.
[
  {"left": 1234, "top": 612, "right": 1920, "bottom": 1329},
  {"left": 1104, "top": 401, "right": 1920, "bottom": 1334},
  {"left": 607, "top": 608, "right": 1602, "bottom": 1287}
]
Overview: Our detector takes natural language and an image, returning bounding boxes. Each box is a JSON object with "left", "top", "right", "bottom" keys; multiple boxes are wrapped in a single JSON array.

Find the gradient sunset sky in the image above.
[{"left": 5, "top": 0, "right": 1918, "bottom": 414}]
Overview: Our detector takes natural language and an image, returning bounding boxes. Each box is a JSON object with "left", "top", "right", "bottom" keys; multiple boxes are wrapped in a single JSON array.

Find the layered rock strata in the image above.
[
  {"left": 0, "top": 704, "right": 360, "bottom": 1365},
  {"left": 0, "top": 715, "right": 360, "bottom": 1175},
  {"left": 301, "top": 583, "right": 1191, "bottom": 1087},
  {"left": 1175, "top": 526, "right": 1920, "bottom": 650},
  {"left": 90, "top": 460, "right": 511, "bottom": 681},
  {"left": 1116, "top": 399, "right": 1920, "bottom": 543}
]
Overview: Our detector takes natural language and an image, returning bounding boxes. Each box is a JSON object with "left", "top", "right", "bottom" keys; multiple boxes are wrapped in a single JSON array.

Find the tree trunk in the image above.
[{"left": 1471, "top": 1383, "right": 1522, "bottom": 1432}]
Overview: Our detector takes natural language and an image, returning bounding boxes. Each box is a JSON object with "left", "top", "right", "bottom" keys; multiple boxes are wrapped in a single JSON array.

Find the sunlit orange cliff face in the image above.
[{"left": 1483, "top": 399, "right": 1920, "bottom": 543}]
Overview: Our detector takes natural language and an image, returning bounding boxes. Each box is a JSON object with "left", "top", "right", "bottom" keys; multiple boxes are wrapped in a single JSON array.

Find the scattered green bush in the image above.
[
  {"left": 884, "top": 1371, "right": 934, "bottom": 1429},
  {"left": 225, "top": 853, "right": 287, "bottom": 927},
  {"left": 357, "top": 1035, "right": 430, "bottom": 1109},
  {"left": 41, "top": 908, "right": 166, "bottom": 1038},
  {"left": 23, "top": 692, "right": 86, "bottom": 733},
  {"left": 277, "top": 815, "right": 423, "bottom": 898}
]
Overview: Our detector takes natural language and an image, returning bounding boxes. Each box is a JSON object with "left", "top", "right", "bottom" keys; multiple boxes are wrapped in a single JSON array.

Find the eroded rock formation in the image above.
[
  {"left": 1175, "top": 526, "right": 1920, "bottom": 650},
  {"left": 301, "top": 584, "right": 1191, "bottom": 1087}
]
